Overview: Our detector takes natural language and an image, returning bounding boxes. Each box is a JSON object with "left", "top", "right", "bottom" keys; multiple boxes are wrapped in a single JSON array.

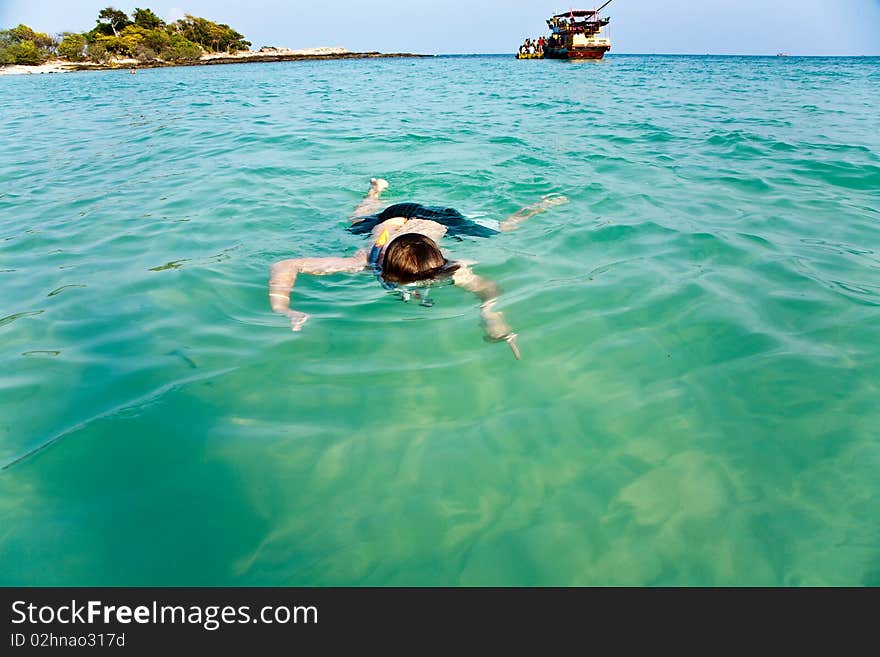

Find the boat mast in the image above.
[{"left": 593, "top": 1, "right": 613, "bottom": 36}]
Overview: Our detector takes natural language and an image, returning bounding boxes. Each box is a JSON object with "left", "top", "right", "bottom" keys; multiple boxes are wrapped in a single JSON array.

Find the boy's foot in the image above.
[{"left": 370, "top": 178, "right": 389, "bottom": 195}]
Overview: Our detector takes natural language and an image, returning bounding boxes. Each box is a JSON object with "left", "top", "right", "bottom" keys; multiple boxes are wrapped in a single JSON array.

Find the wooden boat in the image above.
[
  {"left": 515, "top": 52, "right": 544, "bottom": 60},
  {"left": 543, "top": 2, "right": 613, "bottom": 60}
]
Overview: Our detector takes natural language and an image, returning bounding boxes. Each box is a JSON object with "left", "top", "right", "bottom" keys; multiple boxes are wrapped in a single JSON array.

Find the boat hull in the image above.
[{"left": 543, "top": 46, "right": 609, "bottom": 60}]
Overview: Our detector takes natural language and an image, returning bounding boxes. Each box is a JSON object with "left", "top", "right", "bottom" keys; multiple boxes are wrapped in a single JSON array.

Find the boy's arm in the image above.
[
  {"left": 453, "top": 265, "right": 521, "bottom": 360},
  {"left": 499, "top": 193, "right": 569, "bottom": 232},
  {"left": 350, "top": 178, "right": 390, "bottom": 221},
  {"left": 269, "top": 254, "right": 367, "bottom": 331}
]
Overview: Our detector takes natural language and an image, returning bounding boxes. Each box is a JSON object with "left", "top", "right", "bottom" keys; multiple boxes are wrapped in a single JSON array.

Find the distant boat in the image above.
[
  {"left": 516, "top": 0, "right": 615, "bottom": 61},
  {"left": 776, "top": 52, "right": 790, "bottom": 57}
]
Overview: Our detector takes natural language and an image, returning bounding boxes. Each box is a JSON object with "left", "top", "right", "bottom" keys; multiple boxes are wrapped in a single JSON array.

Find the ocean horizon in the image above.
[{"left": 442, "top": 53, "right": 880, "bottom": 56}]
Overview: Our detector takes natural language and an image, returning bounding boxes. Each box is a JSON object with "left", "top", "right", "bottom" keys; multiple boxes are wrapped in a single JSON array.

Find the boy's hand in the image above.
[
  {"left": 481, "top": 301, "right": 521, "bottom": 360},
  {"left": 540, "top": 193, "right": 569, "bottom": 208},
  {"left": 287, "top": 310, "right": 309, "bottom": 332},
  {"left": 504, "top": 334, "right": 521, "bottom": 360},
  {"left": 499, "top": 193, "right": 569, "bottom": 232}
]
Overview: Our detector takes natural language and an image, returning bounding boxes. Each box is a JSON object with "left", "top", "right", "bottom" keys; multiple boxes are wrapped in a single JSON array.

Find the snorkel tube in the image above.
[{"left": 368, "top": 228, "right": 390, "bottom": 269}]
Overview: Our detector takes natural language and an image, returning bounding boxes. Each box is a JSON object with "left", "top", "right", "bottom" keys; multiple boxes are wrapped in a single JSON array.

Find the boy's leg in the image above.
[{"left": 350, "top": 178, "right": 389, "bottom": 221}]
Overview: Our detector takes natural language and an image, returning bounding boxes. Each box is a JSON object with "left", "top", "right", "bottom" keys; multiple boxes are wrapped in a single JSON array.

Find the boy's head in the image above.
[{"left": 381, "top": 234, "right": 458, "bottom": 284}]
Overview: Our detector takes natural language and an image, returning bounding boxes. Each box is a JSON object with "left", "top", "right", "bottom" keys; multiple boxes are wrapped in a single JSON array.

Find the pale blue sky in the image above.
[{"left": 2, "top": 0, "right": 879, "bottom": 55}]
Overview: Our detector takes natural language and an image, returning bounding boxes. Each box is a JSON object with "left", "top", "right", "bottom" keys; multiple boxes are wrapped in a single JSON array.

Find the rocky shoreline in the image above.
[
  {"left": 0, "top": 49, "right": 432, "bottom": 75},
  {"left": 92, "top": 51, "right": 432, "bottom": 70}
]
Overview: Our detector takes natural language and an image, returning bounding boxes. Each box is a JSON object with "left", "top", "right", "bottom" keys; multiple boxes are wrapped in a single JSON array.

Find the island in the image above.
[{"left": 0, "top": 6, "right": 429, "bottom": 76}]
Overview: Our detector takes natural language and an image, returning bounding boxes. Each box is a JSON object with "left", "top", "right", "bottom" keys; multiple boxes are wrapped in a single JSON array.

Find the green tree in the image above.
[
  {"left": 163, "top": 33, "right": 202, "bottom": 60},
  {"left": 87, "top": 41, "right": 110, "bottom": 63},
  {"left": 133, "top": 44, "right": 157, "bottom": 63},
  {"left": 0, "top": 30, "right": 15, "bottom": 65},
  {"left": 142, "top": 28, "right": 170, "bottom": 54},
  {"left": 9, "top": 24, "right": 36, "bottom": 42},
  {"left": 7, "top": 40, "right": 46, "bottom": 65},
  {"left": 0, "top": 25, "right": 54, "bottom": 64},
  {"left": 169, "top": 14, "right": 250, "bottom": 53},
  {"left": 133, "top": 8, "right": 164, "bottom": 29},
  {"left": 58, "top": 33, "right": 87, "bottom": 61},
  {"left": 1, "top": 28, "right": 15, "bottom": 64},
  {"left": 217, "top": 24, "right": 250, "bottom": 53},
  {"left": 38, "top": 32, "right": 58, "bottom": 53},
  {"left": 94, "top": 24, "right": 164, "bottom": 57},
  {"left": 0, "top": 9, "right": 250, "bottom": 65},
  {"left": 96, "top": 7, "right": 132, "bottom": 37},
  {"left": 115, "top": 24, "right": 147, "bottom": 55},
  {"left": 8, "top": 25, "right": 54, "bottom": 52}
]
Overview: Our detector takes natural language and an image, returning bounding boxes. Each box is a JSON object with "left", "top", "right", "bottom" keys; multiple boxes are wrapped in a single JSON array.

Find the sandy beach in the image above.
[
  {"left": 0, "top": 46, "right": 424, "bottom": 76},
  {"left": 0, "top": 60, "right": 80, "bottom": 75}
]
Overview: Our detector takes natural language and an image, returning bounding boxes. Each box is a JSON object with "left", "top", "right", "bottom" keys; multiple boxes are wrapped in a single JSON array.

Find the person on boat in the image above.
[
  {"left": 537, "top": 36, "right": 545, "bottom": 51},
  {"left": 268, "top": 178, "right": 569, "bottom": 359}
]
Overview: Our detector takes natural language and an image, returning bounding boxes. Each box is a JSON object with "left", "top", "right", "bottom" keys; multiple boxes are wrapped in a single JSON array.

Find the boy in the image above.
[{"left": 269, "top": 178, "right": 568, "bottom": 359}]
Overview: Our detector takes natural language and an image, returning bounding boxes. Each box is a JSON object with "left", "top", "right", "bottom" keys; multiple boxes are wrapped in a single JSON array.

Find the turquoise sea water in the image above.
[{"left": 1, "top": 55, "right": 879, "bottom": 586}]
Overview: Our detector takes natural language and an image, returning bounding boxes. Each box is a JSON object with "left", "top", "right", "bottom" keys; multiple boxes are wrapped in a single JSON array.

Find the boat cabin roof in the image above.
[{"left": 551, "top": 10, "right": 598, "bottom": 19}]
